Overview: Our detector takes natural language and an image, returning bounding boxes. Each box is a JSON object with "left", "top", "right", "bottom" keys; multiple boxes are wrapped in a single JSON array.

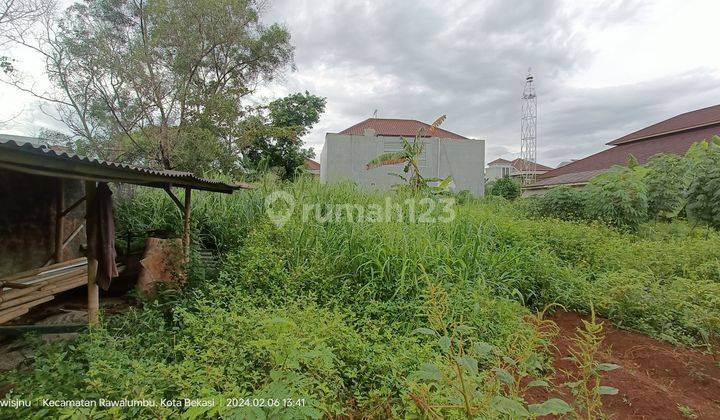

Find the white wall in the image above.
[
  {"left": 485, "top": 165, "right": 513, "bottom": 182},
  {"left": 321, "top": 132, "right": 486, "bottom": 196}
]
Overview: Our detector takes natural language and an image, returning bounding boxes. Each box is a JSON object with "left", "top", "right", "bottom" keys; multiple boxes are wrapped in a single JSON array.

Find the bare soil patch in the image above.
[{"left": 529, "top": 311, "right": 720, "bottom": 419}]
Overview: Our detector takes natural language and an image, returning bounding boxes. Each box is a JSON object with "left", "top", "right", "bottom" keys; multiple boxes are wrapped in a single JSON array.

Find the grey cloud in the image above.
[{"left": 266, "top": 0, "right": 696, "bottom": 167}]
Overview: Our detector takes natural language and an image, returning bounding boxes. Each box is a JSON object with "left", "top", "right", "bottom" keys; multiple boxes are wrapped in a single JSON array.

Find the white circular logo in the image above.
[{"left": 264, "top": 190, "right": 296, "bottom": 227}]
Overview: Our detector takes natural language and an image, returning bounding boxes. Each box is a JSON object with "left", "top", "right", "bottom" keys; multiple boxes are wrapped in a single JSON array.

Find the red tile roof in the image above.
[
  {"left": 509, "top": 158, "right": 553, "bottom": 172},
  {"left": 608, "top": 104, "right": 720, "bottom": 145},
  {"left": 533, "top": 123, "right": 720, "bottom": 188},
  {"left": 339, "top": 118, "right": 468, "bottom": 139},
  {"left": 304, "top": 157, "right": 320, "bottom": 170},
  {"left": 526, "top": 170, "right": 608, "bottom": 189},
  {"left": 488, "top": 158, "right": 512, "bottom": 165},
  {"left": 488, "top": 157, "right": 552, "bottom": 172}
]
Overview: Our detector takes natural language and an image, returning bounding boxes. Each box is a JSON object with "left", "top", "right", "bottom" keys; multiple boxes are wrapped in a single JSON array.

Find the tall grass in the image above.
[{"left": 4, "top": 177, "right": 719, "bottom": 418}]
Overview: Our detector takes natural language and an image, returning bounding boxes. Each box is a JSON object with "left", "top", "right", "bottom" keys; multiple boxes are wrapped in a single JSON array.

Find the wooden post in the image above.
[
  {"left": 84, "top": 181, "right": 99, "bottom": 326},
  {"left": 182, "top": 187, "right": 192, "bottom": 261},
  {"left": 54, "top": 179, "right": 65, "bottom": 263}
]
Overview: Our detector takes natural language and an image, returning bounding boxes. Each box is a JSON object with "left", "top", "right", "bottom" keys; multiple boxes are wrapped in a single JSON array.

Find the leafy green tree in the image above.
[
  {"left": 584, "top": 164, "right": 649, "bottom": 229},
  {"left": 4, "top": 0, "right": 294, "bottom": 171},
  {"left": 487, "top": 176, "right": 522, "bottom": 200},
  {"left": 685, "top": 136, "right": 720, "bottom": 228},
  {"left": 243, "top": 91, "right": 326, "bottom": 179}
]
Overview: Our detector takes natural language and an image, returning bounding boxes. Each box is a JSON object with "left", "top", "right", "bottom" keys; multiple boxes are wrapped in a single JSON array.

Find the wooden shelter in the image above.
[{"left": 0, "top": 138, "right": 248, "bottom": 325}]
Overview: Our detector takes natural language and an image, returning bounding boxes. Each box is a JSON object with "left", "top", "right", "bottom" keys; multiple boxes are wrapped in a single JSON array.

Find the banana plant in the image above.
[{"left": 366, "top": 115, "right": 453, "bottom": 193}]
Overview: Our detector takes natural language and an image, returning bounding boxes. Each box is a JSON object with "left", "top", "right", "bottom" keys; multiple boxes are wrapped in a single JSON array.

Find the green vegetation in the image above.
[
  {"left": 366, "top": 115, "right": 453, "bottom": 193},
  {"left": 530, "top": 136, "right": 720, "bottom": 229},
  {"left": 3, "top": 177, "right": 719, "bottom": 418},
  {"left": 487, "top": 176, "right": 522, "bottom": 200},
  {"left": 4, "top": 0, "right": 323, "bottom": 178}
]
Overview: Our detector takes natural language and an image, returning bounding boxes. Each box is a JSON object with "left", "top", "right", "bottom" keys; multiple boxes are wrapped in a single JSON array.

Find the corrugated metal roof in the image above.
[
  {"left": 338, "top": 118, "right": 468, "bottom": 139},
  {"left": 0, "top": 133, "right": 47, "bottom": 147},
  {"left": 0, "top": 139, "right": 251, "bottom": 193}
]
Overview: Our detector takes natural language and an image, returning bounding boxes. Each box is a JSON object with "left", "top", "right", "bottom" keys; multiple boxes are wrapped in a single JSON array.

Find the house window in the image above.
[{"left": 501, "top": 167, "right": 510, "bottom": 177}]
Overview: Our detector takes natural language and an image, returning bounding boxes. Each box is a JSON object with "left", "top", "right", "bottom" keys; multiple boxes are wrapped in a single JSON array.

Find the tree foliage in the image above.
[
  {"left": 644, "top": 154, "right": 691, "bottom": 220},
  {"left": 243, "top": 91, "right": 326, "bottom": 179},
  {"left": 487, "top": 176, "right": 522, "bottom": 200},
  {"left": 531, "top": 185, "right": 586, "bottom": 221},
  {"left": 4, "top": 0, "right": 294, "bottom": 171},
  {"left": 582, "top": 164, "right": 648, "bottom": 229},
  {"left": 685, "top": 137, "right": 720, "bottom": 228}
]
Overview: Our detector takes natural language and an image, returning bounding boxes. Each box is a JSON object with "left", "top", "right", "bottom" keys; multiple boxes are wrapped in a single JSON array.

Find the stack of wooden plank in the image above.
[{"left": 0, "top": 258, "right": 88, "bottom": 324}]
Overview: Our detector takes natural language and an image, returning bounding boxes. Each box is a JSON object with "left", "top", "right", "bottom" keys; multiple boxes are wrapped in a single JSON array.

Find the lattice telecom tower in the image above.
[{"left": 520, "top": 69, "right": 537, "bottom": 184}]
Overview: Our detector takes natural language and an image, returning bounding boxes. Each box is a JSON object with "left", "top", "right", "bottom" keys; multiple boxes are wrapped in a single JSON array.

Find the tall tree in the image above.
[
  {"left": 3, "top": 0, "right": 294, "bottom": 170},
  {"left": 242, "top": 91, "right": 326, "bottom": 179}
]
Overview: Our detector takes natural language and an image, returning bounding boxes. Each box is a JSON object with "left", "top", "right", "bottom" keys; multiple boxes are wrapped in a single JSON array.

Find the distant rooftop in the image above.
[
  {"left": 528, "top": 104, "right": 720, "bottom": 189},
  {"left": 608, "top": 103, "right": 720, "bottom": 145},
  {"left": 488, "top": 157, "right": 553, "bottom": 172},
  {"left": 339, "top": 118, "right": 468, "bottom": 140}
]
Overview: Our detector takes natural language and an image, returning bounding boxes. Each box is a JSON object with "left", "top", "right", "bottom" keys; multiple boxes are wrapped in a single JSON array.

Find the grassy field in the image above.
[{"left": 4, "top": 177, "right": 720, "bottom": 418}]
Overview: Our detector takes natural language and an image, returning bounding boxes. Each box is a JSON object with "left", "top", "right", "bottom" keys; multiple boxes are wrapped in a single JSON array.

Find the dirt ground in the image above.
[{"left": 529, "top": 311, "right": 720, "bottom": 419}]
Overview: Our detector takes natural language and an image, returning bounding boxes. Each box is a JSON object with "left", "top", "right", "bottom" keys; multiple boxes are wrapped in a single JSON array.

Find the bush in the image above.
[
  {"left": 644, "top": 154, "right": 690, "bottom": 220},
  {"left": 584, "top": 166, "right": 649, "bottom": 229},
  {"left": 530, "top": 185, "right": 586, "bottom": 221},
  {"left": 686, "top": 137, "right": 720, "bottom": 229},
  {"left": 487, "top": 176, "right": 521, "bottom": 200},
  {"left": 6, "top": 179, "right": 720, "bottom": 418}
]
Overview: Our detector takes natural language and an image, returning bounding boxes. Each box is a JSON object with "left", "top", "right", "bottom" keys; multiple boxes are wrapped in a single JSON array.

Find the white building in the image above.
[
  {"left": 485, "top": 158, "right": 553, "bottom": 182},
  {"left": 321, "top": 118, "right": 486, "bottom": 196}
]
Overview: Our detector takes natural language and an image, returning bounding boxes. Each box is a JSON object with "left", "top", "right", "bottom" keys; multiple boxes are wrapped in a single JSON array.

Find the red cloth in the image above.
[{"left": 86, "top": 182, "right": 118, "bottom": 290}]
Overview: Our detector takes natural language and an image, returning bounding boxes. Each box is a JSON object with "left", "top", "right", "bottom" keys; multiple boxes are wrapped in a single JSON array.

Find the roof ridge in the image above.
[{"left": 608, "top": 103, "right": 720, "bottom": 145}]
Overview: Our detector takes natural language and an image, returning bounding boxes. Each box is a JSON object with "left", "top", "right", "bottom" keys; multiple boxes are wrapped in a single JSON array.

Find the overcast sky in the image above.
[{"left": 2, "top": 0, "right": 720, "bottom": 167}]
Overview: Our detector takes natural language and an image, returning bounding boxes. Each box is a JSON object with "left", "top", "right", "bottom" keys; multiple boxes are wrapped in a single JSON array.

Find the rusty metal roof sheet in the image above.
[{"left": 0, "top": 138, "right": 251, "bottom": 193}]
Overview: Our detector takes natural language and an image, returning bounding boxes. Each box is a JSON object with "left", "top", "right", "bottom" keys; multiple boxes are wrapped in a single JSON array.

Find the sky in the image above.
[{"left": 2, "top": 0, "right": 720, "bottom": 167}]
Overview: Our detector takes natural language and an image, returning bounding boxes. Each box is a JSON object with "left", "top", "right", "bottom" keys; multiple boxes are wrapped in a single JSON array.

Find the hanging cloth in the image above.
[{"left": 86, "top": 182, "right": 118, "bottom": 290}]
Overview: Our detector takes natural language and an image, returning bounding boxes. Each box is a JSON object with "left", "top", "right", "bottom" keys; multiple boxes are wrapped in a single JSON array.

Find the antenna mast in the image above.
[{"left": 520, "top": 69, "right": 537, "bottom": 185}]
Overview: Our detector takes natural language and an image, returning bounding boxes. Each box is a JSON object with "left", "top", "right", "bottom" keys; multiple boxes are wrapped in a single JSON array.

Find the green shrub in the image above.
[
  {"left": 644, "top": 154, "right": 691, "bottom": 220},
  {"left": 686, "top": 137, "right": 720, "bottom": 229},
  {"left": 584, "top": 165, "right": 649, "bottom": 229},
  {"left": 530, "top": 185, "right": 586, "bottom": 221},
  {"left": 6, "top": 179, "right": 720, "bottom": 418},
  {"left": 487, "top": 176, "right": 522, "bottom": 200}
]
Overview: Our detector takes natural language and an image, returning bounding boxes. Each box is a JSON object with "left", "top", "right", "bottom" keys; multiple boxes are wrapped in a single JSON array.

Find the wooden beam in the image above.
[
  {"left": 163, "top": 186, "right": 184, "bottom": 212},
  {"left": 85, "top": 181, "right": 99, "bottom": 326},
  {"left": 0, "top": 295, "right": 54, "bottom": 324},
  {"left": 0, "top": 258, "right": 87, "bottom": 284},
  {"left": 62, "top": 223, "right": 85, "bottom": 248},
  {"left": 60, "top": 195, "right": 86, "bottom": 218},
  {"left": 43, "top": 223, "right": 86, "bottom": 267},
  {"left": 0, "top": 324, "right": 87, "bottom": 336},
  {"left": 54, "top": 178, "right": 64, "bottom": 263},
  {"left": 182, "top": 187, "right": 192, "bottom": 260}
]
